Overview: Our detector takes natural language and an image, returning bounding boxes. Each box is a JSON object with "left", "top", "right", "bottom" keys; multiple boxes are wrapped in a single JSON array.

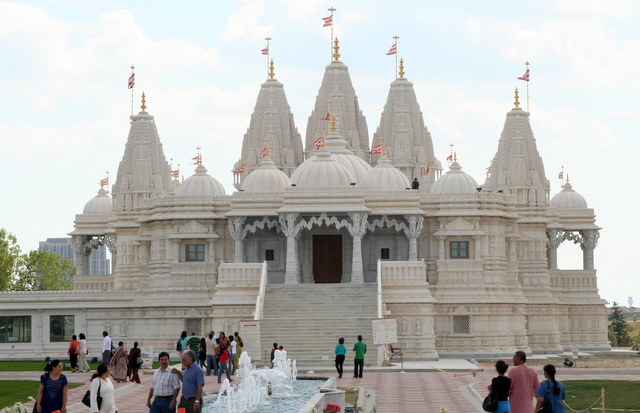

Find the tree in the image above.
[
  {"left": 609, "top": 302, "right": 631, "bottom": 347},
  {"left": 13, "top": 250, "right": 75, "bottom": 291},
  {"left": 0, "top": 229, "right": 22, "bottom": 291}
]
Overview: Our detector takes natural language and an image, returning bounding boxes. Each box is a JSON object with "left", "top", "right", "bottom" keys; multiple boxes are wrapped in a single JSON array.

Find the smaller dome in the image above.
[
  {"left": 83, "top": 187, "right": 112, "bottom": 214},
  {"left": 177, "top": 164, "right": 226, "bottom": 197},
  {"left": 290, "top": 148, "right": 354, "bottom": 187},
  {"left": 242, "top": 156, "right": 291, "bottom": 192},
  {"left": 432, "top": 157, "right": 443, "bottom": 170},
  {"left": 550, "top": 182, "right": 588, "bottom": 209},
  {"left": 431, "top": 161, "right": 478, "bottom": 194},
  {"left": 323, "top": 130, "right": 372, "bottom": 183},
  {"left": 362, "top": 156, "right": 411, "bottom": 190}
]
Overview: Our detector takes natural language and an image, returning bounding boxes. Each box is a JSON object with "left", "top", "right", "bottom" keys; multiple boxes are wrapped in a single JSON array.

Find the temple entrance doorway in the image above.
[{"left": 313, "top": 234, "right": 343, "bottom": 283}]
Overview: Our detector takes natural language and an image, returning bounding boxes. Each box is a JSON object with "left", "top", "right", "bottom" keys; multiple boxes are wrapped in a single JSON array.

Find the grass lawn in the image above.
[
  {"left": 563, "top": 380, "right": 640, "bottom": 410},
  {"left": 0, "top": 381, "right": 84, "bottom": 409},
  {"left": 0, "top": 360, "right": 160, "bottom": 371}
]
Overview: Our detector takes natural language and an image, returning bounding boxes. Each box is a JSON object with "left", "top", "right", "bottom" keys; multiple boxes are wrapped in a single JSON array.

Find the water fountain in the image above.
[{"left": 204, "top": 350, "right": 322, "bottom": 413}]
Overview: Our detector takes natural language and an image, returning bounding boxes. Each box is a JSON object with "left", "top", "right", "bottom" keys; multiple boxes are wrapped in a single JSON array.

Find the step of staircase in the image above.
[{"left": 260, "top": 283, "right": 378, "bottom": 367}]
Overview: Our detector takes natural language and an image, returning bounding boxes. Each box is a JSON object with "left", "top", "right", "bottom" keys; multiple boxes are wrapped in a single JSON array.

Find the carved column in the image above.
[
  {"left": 546, "top": 229, "right": 562, "bottom": 269},
  {"left": 71, "top": 235, "right": 90, "bottom": 276},
  {"left": 405, "top": 215, "right": 424, "bottom": 261},
  {"left": 104, "top": 234, "right": 117, "bottom": 274},
  {"left": 580, "top": 230, "right": 599, "bottom": 270},
  {"left": 228, "top": 217, "right": 246, "bottom": 263},
  {"left": 349, "top": 212, "right": 368, "bottom": 283},
  {"left": 437, "top": 236, "right": 446, "bottom": 260},
  {"left": 279, "top": 213, "right": 300, "bottom": 284}
]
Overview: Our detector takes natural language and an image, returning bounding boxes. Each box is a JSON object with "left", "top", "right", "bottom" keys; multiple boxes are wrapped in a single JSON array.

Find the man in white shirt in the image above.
[
  {"left": 101, "top": 331, "right": 112, "bottom": 365},
  {"left": 229, "top": 337, "right": 237, "bottom": 374},
  {"left": 204, "top": 332, "right": 217, "bottom": 376},
  {"left": 147, "top": 351, "right": 181, "bottom": 413}
]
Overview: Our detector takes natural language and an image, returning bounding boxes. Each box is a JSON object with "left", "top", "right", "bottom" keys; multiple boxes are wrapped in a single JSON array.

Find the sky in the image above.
[{"left": 1, "top": 0, "right": 638, "bottom": 306}]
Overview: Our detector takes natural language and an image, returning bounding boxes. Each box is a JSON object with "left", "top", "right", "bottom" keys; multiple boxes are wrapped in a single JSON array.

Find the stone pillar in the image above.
[
  {"left": 405, "top": 215, "right": 424, "bottom": 261},
  {"left": 228, "top": 217, "right": 246, "bottom": 263},
  {"left": 104, "top": 234, "right": 117, "bottom": 274},
  {"left": 71, "top": 235, "right": 90, "bottom": 276},
  {"left": 437, "top": 236, "right": 445, "bottom": 260},
  {"left": 580, "top": 229, "right": 599, "bottom": 270},
  {"left": 279, "top": 213, "right": 300, "bottom": 284},
  {"left": 348, "top": 212, "right": 368, "bottom": 283},
  {"left": 546, "top": 229, "right": 562, "bottom": 269}
]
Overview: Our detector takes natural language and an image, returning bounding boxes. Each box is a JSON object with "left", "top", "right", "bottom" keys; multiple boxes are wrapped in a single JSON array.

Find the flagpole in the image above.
[
  {"left": 393, "top": 36, "right": 399, "bottom": 77},
  {"left": 328, "top": 7, "right": 336, "bottom": 60},
  {"left": 130, "top": 65, "right": 135, "bottom": 116},
  {"left": 265, "top": 37, "right": 271, "bottom": 77},
  {"left": 525, "top": 61, "right": 530, "bottom": 112}
]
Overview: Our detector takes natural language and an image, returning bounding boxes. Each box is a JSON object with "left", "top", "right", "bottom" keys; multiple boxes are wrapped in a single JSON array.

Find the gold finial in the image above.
[
  {"left": 333, "top": 38, "right": 341, "bottom": 61},
  {"left": 399, "top": 58, "right": 405, "bottom": 78},
  {"left": 141, "top": 92, "right": 147, "bottom": 111},
  {"left": 268, "top": 59, "right": 275, "bottom": 79},
  {"left": 195, "top": 147, "right": 202, "bottom": 165},
  {"left": 131, "top": 65, "right": 135, "bottom": 70},
  {"left": 380, "top": 136, "right": 386, "bottom": 156},
  {"left": 331, "top": 115, "right": 337, "bottom": 132},
  {"left": 328, "top": 6, "right": 336, "bottom": 12},
  {"left": 454, "top": 151, "right": 457, "bottom": 162},
  {"left": 566, "top": 173, "right": 569, "bottom": 183},
  {"left": 525, "top": 61, "right": 529, "bottom": 66},
  {"left": 262, "top": 138, "right": 270, "bottom": 157},
  {"left": 514, "top": 88, "right": 520, "bottom": 108}
]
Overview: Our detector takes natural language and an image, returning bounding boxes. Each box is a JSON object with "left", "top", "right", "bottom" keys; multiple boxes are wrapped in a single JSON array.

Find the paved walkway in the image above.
[{"left": 3, "top": 363, "right": 640, "bottom": 413}]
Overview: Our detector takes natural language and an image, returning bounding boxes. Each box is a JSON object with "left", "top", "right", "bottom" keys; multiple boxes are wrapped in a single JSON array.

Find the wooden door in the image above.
[{"left": 313, "top": 235, "right": 343, "bottom": 283}]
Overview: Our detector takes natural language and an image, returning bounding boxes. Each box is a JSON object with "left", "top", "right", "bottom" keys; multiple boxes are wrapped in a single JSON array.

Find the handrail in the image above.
[
  {"left": 377, "top": 259, "right": 383, "bottom": 319},
  {"left": 254, "top": 261, "right": 268, "bottom": 320}
]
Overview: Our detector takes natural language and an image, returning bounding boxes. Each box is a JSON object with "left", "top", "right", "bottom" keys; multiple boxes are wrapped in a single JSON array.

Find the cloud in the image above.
[
  {"left": 280, "top": 0, "right": 325, "bottom": 22},
  {"left": 552, "top": 0, "right": 640, "bottom": 17},
  {"left": 220, "top": 0, "right": 274, "bottom": 43}
]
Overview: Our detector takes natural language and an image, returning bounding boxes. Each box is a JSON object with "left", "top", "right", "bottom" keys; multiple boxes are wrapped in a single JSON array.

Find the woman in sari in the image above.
[{"left": 109, "top": 341, "right": 128, "bottom": 382}]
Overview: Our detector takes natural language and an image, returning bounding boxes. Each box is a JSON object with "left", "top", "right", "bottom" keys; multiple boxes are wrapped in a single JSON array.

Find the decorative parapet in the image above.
[{"left": 73, "top": 274, "right": 115, "bottom": 291}]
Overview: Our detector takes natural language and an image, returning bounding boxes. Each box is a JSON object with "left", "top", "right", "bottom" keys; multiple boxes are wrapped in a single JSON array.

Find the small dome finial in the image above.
[
  {"left": 514, "top": 88, "right": 520, "bottom": 108},
  {"left": 262, "top": 138, "right": 270, "bottom": 158},
  {"left": 333, "top": 38, "right": 341, "bottom": 61},
  {"left": 141, "top": 92, "right": 147, "bottom": 111},
  {"left": 379, "top": 136, "right": 387, "bottom": 156},
  {"left": 454, "top": 151, "right": 457, "bottom": 162},
  {"left": 331, "top": 115, "right": 337, "bottom": 132},
  {"left": 399, "top": 58, "right": 405, "bottom": 78},
  {"left": 268, "top": 59, "right": 275, "bottom": 79},
  {"left": 193, "top": 147, "right": 202, "bottom": 165}
]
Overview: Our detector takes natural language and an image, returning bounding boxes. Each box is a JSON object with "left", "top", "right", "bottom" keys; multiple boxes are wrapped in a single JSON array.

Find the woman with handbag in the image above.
[
  {"left": 485, "top": 360, "right": 511, "bottom": 412},
  {"left": 35, "top": 360, "right": 68, "bottom": 413},
  {"left": 535, "top": 364, "right": 566, "bottom": 413},
  {"left": 67, "top": 335, "right": 80, "bottom": 373},
  {"left": 90, "top": 363, "right": 117, "bottom": 413},
  {"left": 127, "top": 342, "right": 142, "bottom": 384}
]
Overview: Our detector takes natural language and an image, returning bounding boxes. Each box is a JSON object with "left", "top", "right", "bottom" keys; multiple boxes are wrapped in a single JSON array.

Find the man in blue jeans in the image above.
[
  {"left": 146, "top": 352, "right": 180, "bottom": 413},
  {"left": 353, "top": 335, "right": 367, "bottom": 378}
]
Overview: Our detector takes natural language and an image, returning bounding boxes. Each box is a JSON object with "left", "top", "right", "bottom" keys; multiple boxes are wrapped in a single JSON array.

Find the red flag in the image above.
[
  {"left": 518, "top": 69, "right": 530, "bottom": 82},
  {"left": 313, "top": 137, "right": 323, "bottom": 150},
  {"left": 261, "top": 46, "right": 269, "bottom": 55},
  {"left": 233, "top": 165, "right": 245, "bottom": 174},
  {"left": 100, "top": 177, "right": 109, "bottom": 187},
  {"left": 171, "top": 170, "right": 179, "bottom": 179},
  {"left": 372, "top": 144, "right": 382, "bottom": 154},
  {"left": 446, "top": 154, "right": 453, "bottom": 161},
  {"left": 425, "top": 165, "right": 431, "bottom": 175},
  {"left": 260, "top": 147, "right": 268, "bottom": 158},
  {"left": 558, "top": 171, "right": 563, "bottom": 180},
  {"left": 386, "top": 43, "right": 397, "bottom": 55},
  {"left": 322, "top": 15, "right": 332, "bottom": 27},
  {"left": 128, "top": 73, "right": 135, "bottom": 89},
  {"left": 191, "top": 156, "right": 199, "bottom": 160},
  {"left": 320, "top": 112, "right": 330, "bottom": 121},
  {"left": 486, "top": 166, "right": 492, "bottom": 173}
]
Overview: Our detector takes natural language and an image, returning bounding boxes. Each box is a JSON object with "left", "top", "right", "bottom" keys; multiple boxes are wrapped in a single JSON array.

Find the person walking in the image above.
[
  {"left": 101, "top": 331, "right": 112, "bottom": 365},
  {"left": 187, "top": 332, "right": 200, "bottom": 353},
  {"left": 353, "top": 335, "right": 366, "bottom": 378},
  {"left": 146, "top": 352, "right": 180, "bottom": 413},
  {"left": 198, "top": 337, "right": 207, "bottom": 369},
  {"left": 128, "top": 341, "right": 142, "bottom": 384},
  {"left": 90, "top": 363, "right": 117, "bottom": 413},
  {"left": 67, "top": 334, "right": 80, "bottom": 373},
  {"left": 172, "top": 350, "right": 205, "bottom": 413},
  {"left": 177, "top": 331, "right": 189, "bottom": 353},
  {"left": 228, "top": 335, "right": 237, "bottom": 374},
  {"left": 217, "top": 346, "right": 232, "bottom": 384},
  {"left": 78, "top": 333, "right": 91, "bottom": 372},
  {"left": 535, "top": 364, "right": 567, "bottom": 413},
  {"left": 486, "top": 360, "right": 512, "bottom": 413},
  {"left": 109, "top": 341, "right": 128, "bottom": 383},
  {"left": 509, "top": 350, "right": 539, "bottom": 413},
  {"left": 35, "top": 360, "right": 68, "bottom": 413},
  {"left": 334, "top": 337, "right": 346, "bottom": 379},
  {"left": 233, "top": 332, "right": 243, "bottom": 370},
  {"left": 205, "top": 332, "right": 217, "bottom": 376}
]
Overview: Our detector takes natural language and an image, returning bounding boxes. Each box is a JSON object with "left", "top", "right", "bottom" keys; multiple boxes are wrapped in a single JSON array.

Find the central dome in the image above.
[
  {"left": 431, "top": 161, "right": 478, "bottom": 193},
  {"left": 290, "top": 148, "right": 355, "bottom": 187},
  {"left": 177, "top": 164, "right": 226, "bottom": 197},
  {"left": 242, "top": 156, "right": 291, "bottom": 192}
]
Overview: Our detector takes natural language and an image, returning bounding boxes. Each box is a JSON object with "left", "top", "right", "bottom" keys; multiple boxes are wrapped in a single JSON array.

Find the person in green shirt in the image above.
[
  {"left": 188, "top": 332, "right": 200, "bottom": 353},
  {"left": 353, "top": 335, "right": 367, "bottom": 378}
]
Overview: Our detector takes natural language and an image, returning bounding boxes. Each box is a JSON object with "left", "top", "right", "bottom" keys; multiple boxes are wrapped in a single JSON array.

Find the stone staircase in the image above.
[{"left": 260, "top": 283, "right": 378, "bottom": 367}]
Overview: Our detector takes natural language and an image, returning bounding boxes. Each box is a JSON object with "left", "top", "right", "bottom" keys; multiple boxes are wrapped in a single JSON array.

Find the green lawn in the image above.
[
  {"left": 0, "top": 381, "right": 84, "bottom": 410},
  {"left": 0, "top": 360, "right": 160, "bottom": 371},
  {"left": 563, "top": 380, "right": 640, "bottom": 410}
]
